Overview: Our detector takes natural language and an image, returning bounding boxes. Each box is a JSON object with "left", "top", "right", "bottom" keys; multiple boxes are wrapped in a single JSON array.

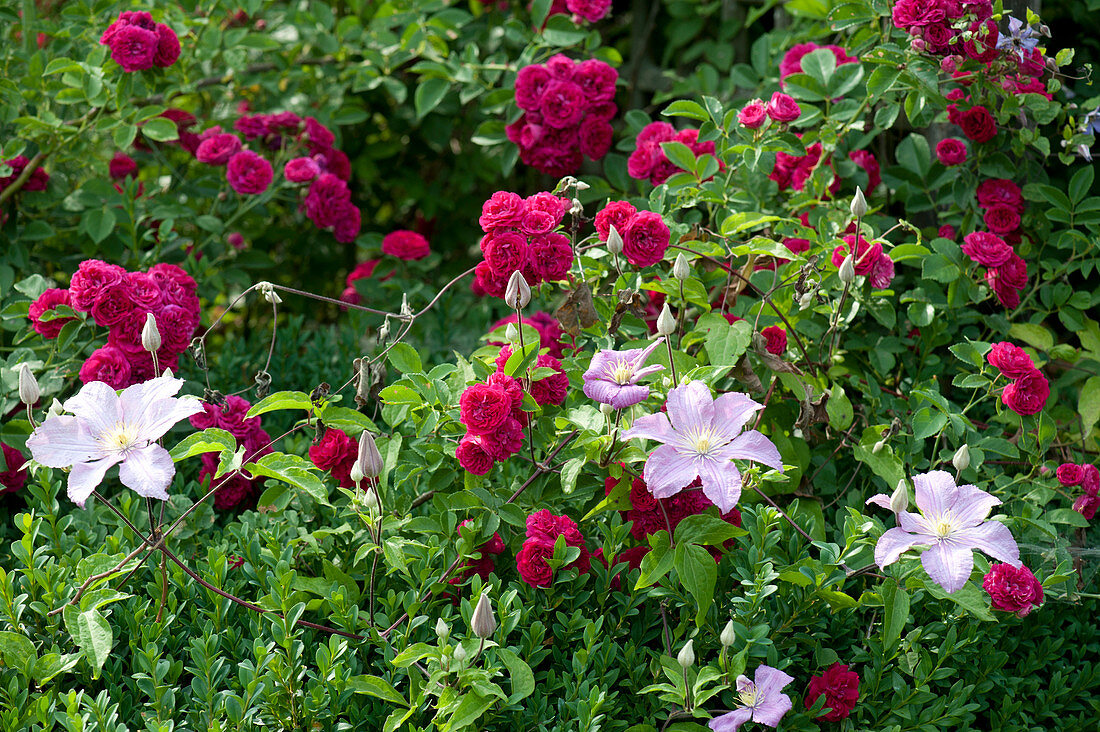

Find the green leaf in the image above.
[
  {"left": 673, "top": 515, "right": 744, "bottom": 546},
  {"left": 659, "top": 141, "right": 698, "bottom": 175},
  {"left": 349, "top": 675, "right": 407, "bottom": 705},
  {"left": 560, "top": 457, "right": 584, "bottom": 494},
  {"left": 443, "top": 691, "right": 496, "bottom": 731},
  {"left": 1078, "top": 375, "right": 1100, "bottom": 436},
  {"left": 246, "top": 453, "right": 330, "bottom": 506},
  {"left": 635, "top": 535, "right": 674, "bottom": 589},
  {"left": 541, "top": 13, "right": 587, "bottom": 46},
  {"left": 922, "top": 577, "right": 994, "bottom": 621},
  {"left": 1008, "top": 323, "right": 1053, "bottom": 352},
  {"left": 674, "top": 543, "right": 717, "bottom": 625},
  {"left": 169, "top": 428, "right": 237, "bottom": 462},
  {"left": 414, "top": 78, "right": 450, "bottom": 119},
  {"left": 696, "top": 313, "right": 752, "bottom": 368},
  {"left": 720, "top": 213, "right": 784, "bottom": 236},
  {"left": 662, "top": 100, "right": 709, "bottom": 121},
  {"left": 911, "top": 407, "right": 947, "bottom": 441},
  {"left": 1047, "top": 508, "right": 1091, "bottom": 527},
  {"left": 496, "top": 648, "right": 535, "bottom": 703},
  {"left": 245, "top": 390, "right": 313, "bottom": 418},
  {"left": 70, "top": 609, "right": 113, "bottom": 676},
  {"left": 379, "top": 384, "right": 423, "bottom": 406},
  {"left": 865, "top": 66, "right": 902, "bottom": 101},
  {"left": 948, "top": 340, "right": 990, "bottom": 368},
  {"left": 32, "top": 653, "right": 81, "bottom": 685},
  {"left": 881, "top": 580, "right": 909, "bottom": 649},
  {"left": 826, "top": 384, "right": 853, "bottom": 430},
  {"left": 391, "top": 642, "right": 434, "bottom": 668},
  {"left": 0, "top": 631, "right": 36, "bottom": 669},
  {"left": 388, "top": 343, "right": 423, "bottom": 375},
  {"left": 82, "top": 208, "right": 116, "bottom": 244},
  {"left": 142, "top": 117, "right": 179, "bottom": 142}
]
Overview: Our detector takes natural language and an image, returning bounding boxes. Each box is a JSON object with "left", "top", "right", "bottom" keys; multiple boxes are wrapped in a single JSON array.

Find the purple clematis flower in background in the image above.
[
  {"left": 709, "top": 664, "right": 794, "bottom": 731},
  {"left": 995, "top": 16, "right": 1040, "bottom": 60},
  {"left": 26, "top": 374, "right": 203, "bottom": 507},
  {"left": 872, "top": 470, "right": 1020, "bottom": 593},
  {"left": 582, "top": 337, "right": 665, "bottom": 409},
  {"left": 623, "top": 381, "right": 783, "bottom": 512}
]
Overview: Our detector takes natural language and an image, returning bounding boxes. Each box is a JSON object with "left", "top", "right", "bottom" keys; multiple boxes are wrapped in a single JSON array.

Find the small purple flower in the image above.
[
  {"left": 872, "top": 470, "right": 1020, "bottom": 593},
  {"left": 582, "top": 337, "right": 665, "bottom": 409},
  {"left": 26, "top": 374, "right": 204, "bottom": 507},
  {"left": 623, "top": 381, "right": 784, "bottom": 512},
  {"left": 995, "top": 16, "right": 1040, "bottom": 60},
  {"left": 709, "top": 664, "right": 794, "bottom": 732}
]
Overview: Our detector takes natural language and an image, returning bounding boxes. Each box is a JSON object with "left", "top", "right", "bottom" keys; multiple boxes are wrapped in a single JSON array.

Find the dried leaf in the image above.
[{"left": 555, "top": 282, "right": 599, "bottom": 337}]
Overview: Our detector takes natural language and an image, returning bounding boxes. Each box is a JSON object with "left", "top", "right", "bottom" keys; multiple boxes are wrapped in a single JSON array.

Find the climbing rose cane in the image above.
[
  {"left": 25, "top": 374, "right": 203, "bottom": 507},
  {"left": 708, "top": 664, "right": 794, "bottom": 731},
  {"left": 623, "top": 381, "right": 783, "bottom": 512},
  {"left": 871, "top": 470, "right": 1020, "bottom": 593}
]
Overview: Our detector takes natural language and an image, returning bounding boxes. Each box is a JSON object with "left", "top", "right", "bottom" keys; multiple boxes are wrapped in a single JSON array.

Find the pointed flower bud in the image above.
[
  {"left": 504, "top": 322, "right": 519, "bottom": 343},
  {"left": 356, "top": 430, "right": 384, "bottom": 479},
  {"left": 361, "top": 486, "right": 381, "bottom": 511},
  {"left": 720, "top": 620, "right": 736, "bottom": 648},
  {"left": 952, "top": 444, "right": 971, "bottom": 473},
  {"left": 435, "top": 617, "right": 451, "bottom": 641},
  {"left": 599, "top": 402, "right": 614, "bottom": 416},
  {"left": 349, "top": 461, "right": 364, "bottom": 486},
  {"left": 850, "top": 186, "right": 868, "bottom": 218},
  {"left": 656, "top": 303, "right": 676, "bottom": 336},
  {"left": 504, "top": 270, "right": 531, "bottom": 309},
  {"left": 606, "top": 224, "right": 623, "bottom": 255},
  {"left": 573, "top": 179, "right": 590, "bottom": 191},
  {"left": 470, "top": 592, "right": 497, "bottom": 639},
  {"left": 47, "top": 398, "right": 64, "bottom": 420},
  {"left": 452, "top": 643, "right": 468, "bottom": 663},
  {"left": 890, "top": 479, "right": 909, "bottom": 514},
  {"left": 142, "top": 312, "right": 162, "bottom": 354},
  {"left": 673, "top": 253, "right": 690, "bottom": 281},
  {"left": 871, "top": 438, "right": 886, "bottom": 454},
  {"left": 18, "top": 363, "right": 39, "bottom": 406},
  {"left": 838, "top": 254, "right": 856, "bottom": 284},
  {"left": 677, "top": 639, "right": 695, "bottom": 669}
]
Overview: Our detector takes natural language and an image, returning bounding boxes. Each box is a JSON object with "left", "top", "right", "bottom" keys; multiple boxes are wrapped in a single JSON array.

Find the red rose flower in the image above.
[
  {"left": 456, "top": 434, "right": 495, "bottom": 475},
  {"left": 986, "top": 342, "right": 1036, "bottom": 379},
  {"left": 1001, "top": 370, "right": 1050, "bottom": 416},
  {"left": 976, "top": 178, "right": 1024, "bottom": 211},
  {"left": 1, "top": 443, "right": 27, "bottom": 494},
  {"left": 304, "top": 173, "right": 352, "bottom": 229},
  {"left": 528, "top": 354, "right": 569, "bottom": 406},
  {"left": 308, "top": 428, "right": 358, "bottom": 487},
  {"left": 983, "top": 204, "right": 1020, "bottom": 235},
  {"left": 765, "top": 92, "right": 801, "bottom": 123},
  {"left": 957, "top": 106, "right": 997, "bottom": 143},
  {"left": 516, "top": 542, "right": 555, "bottom": 587},
  {"left": 594, "top": 201, "right": 638, "bottom": 242},
  {"left": 226, "top": 150, "right": 273, "bottom": 195},
  {"left": 961, "top": 231, "right": 1013, "bottom": 267},
  {"left": 28, "top": 288, "right": 75, "bottom": 339},
  {"left": 153, "top": 23, "right": 180, "bottom": 68},
  {"left": 622, "top": 211, "right": 671, "bottom": 267},
  {"left": 983, "top": 563, "right": 1043, "bottom": 617},
  {"left": 935, "top": 138, "right": 968, "bottom": 166},
  {"left": 460, "top": 383, "right": 513, "bottom": 435},
  {"left": 1056, "top": 463, "right": 1086, "bottom": 487},
  {"left": 761, "top": 325, "right": 787, "bottom": 355},
  {"left": 529, "top": 232, "right": 573, "bottom": 282},
  {"left": 284, "top": 157, "right": 320, "bottom": 183},
  {"left": 805, "top": 662, "right": 860, "bottom": 721},
  {"left": 738, "top": 100, "right": 767, "bottom": 129},
  {"left": 109, "top": 153, "right": 139, "bottom": 180},
  {"left": 1073, "top": 491, "right": 1100, "bottom": 520},
  {"left": 79, "top": 345, "right": 132, "bottom": 389},
  {"left": 196, "top": 133, "right": 243, "bottom": 165},
  {"left": 382, "top": 230, "right": 431, "bottom": 261},
  {"left": 68, "top": 259, "right": 127, "bottom": 312}
]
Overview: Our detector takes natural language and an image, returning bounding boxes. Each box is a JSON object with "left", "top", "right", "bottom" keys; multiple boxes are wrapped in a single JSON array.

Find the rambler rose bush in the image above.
[{"left": 2, "top": 0, "right": 1100, "bottom": 730}]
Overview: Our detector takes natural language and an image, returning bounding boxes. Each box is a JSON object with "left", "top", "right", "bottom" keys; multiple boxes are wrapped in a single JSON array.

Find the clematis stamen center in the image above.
[
  {"left": 610, "top": 360, "right": 634, "bottom": 384},
  {"left": 99, "top": 422, "right": 144, "bottom": 456},
  {"left": 738, "top": 684, "right": 761, "bottom": 709}
]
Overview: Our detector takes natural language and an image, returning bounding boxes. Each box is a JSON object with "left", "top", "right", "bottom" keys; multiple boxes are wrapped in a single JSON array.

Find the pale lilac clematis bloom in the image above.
[
  {"left": 709, "top": 664, "right": 794, "bottom": 732},
  {"left": 582, "top": 337, "right": 665, "bottom": 409},
  {"left": 26, "top": 374, "right": 203, "bottom": 507},
  {"left": 872, "top": 470, "right": 1020, "bottom": 593},
  {"left": 623, "top": 381, "right": 784, "bottom": 512}
]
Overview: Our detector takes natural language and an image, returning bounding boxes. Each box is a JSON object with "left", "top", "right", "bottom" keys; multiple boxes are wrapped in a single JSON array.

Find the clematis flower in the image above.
[
  {"left": 582, "top": 337, "right": 665, "bottom": 409},
  {"left": 623, "top": 381, "right": 783, "bottom": 512},
  {"left": 995, "top": 16, "right": 1040, "bottom": 60},
  {"left": 709, "top": 664, "right": 794, "bottom": 732},
  {"left": 25, "top": 374, "right": 203, "bottom": 507},
  {"left": 872, "top": 470, "right": 1020, "bottom": 593}
]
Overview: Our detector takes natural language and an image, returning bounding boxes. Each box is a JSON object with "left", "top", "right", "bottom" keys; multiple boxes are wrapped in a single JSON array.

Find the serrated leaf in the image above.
[
  {"left": 245, "top": 391, "right": 313, "bottom": 418},
  {"left": 169, "top": 428, "right": 237, "bottom": 461}
]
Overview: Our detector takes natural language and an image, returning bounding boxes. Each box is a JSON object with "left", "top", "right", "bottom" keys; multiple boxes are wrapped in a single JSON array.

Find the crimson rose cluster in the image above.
[
  {"left": 1057, "top": 462, "right": 1100, "bottom": 520},
  {"left": 515, "top": 510, "right": 589, "bottom": 587},
  {"left": 473, "top": 190, "right": 573, "bottom": 298},
  {"left": 28, "top": 260, "right": 200, "bottom": 389},
  {"left": 99, "top": 11, "right": 180, "bottom": 73},
  {"left": 891, "top": 0, "right": 996, "bottom": 57},
  {"left": 627, "top": 122, "right": 719, "bottom": 186},
  {"left": 508, "top": 55, "right": 617, "bottom": 176},
  {"left": 1, "top": 443, "right": 26, "bottom": 495},
  {"left": 309, "top": 428, "right": 365, "bottom": 490},
  {"left": 593, "top": 200, "right": 672, "bottom": 267},
  {"left": 1, "top": 155, "right": 49, "bottom": 195},
  {"left": 190, "top": 396, "right": 273, "bottom": 511},
  {"left": 830, "top": 234, "right": 895, "bottom": 290},
  {"left": 957, "top": 179, "right": 1029, "bottom": 309},
  {"left": 543, "top": 0, "right": 612, "bottom": 24},
  {"left": 986, "top": 341, "right": 1049, "bottom": 416}
]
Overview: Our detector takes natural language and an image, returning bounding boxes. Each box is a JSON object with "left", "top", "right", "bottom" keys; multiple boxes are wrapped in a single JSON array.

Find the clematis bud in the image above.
[
  {"left": 677, "top": 639, "right": 695, "bottom": 669},
  {"left": 435, "top": 617, "right": 451, "bottom": 641},
  {"left": 720, "top": 620, "right": 736, "bottom": 648},
  {"left": 599, "top": 402, "right": 614, "bottom": 416},
  {"left": 952, "top": 444, "right": 971, "bottom": 473},
  {"left": 452, "top": 643, "right": 468, "bottom": 663},
  {"left": 470, "top": 592, "right": 497, "bottom": 639},
  {"left": 850, "top": 186, "right": 868, "bottom": 218},
  {"left": 361, "top": 485, "right": 381, "bottom": 511},
  {"left": 656, "top": 303, "right": 676, "bottom": 336},
  {"left": 838, "top": 254, "right": 856, "bottom": 284},
  {"left": 142, "top": 312, "right": 162, "bottom": 354},
  {"left": 606, "top": 225, "right": 623, "bottom": 255},
  {"left": 890, "top": 480, "right": 909, "bottom": 514},
  {"left": 505, "top": 270, "right": 531, "bottom": 309},
  {"left": 349, "top": 461, "right": 364, "bottom": 486},
  {"left": 356, "top": 430, "right": 384, "bottom": 479},
  {"left": 872, "top": 439, "right": 886, "bottom": 454},
  {"left": 573, "top": 179, "right": 590, "bottom": 191},
  {"left": 673, "top": 253, "right": 690, "bottom": 281},
  {"left": 47, "top": 399, "right": 64, "bottom": 420},
  {"left": 504, "top": 322, "right": 519, "bottom": 343},
  {"left": 18, "top": 363, "right": 39, "bottom": 406}
]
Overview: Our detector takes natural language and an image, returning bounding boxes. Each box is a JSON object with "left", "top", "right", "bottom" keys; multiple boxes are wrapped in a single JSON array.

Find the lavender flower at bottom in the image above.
[
  {"left": 709, "top": 664, "right": 794, "bottom": 731},
  {"left": 872, "top": 470, "right": 1020, "bottom": 593}
]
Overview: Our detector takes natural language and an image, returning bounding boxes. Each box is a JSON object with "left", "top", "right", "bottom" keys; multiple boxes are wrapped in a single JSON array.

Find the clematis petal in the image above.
[
  {"left": 119, "top": 374, "right": 186, "bottom": 419},
  {"left": 708, "top": 708, "right": 753, "bottom": 732},
  {"left": 913, "top": 470, "right": 959, "bottom": 524},
  {"left": 921, "top": 541, "right": 975, "bottom": 593},
  {"left": 643, "top": 444, "right": 700, "bottom": 499},
  {"left": 67, "top": 455, "right": 122, "bottom": 508},
  {"left": 712, "top": 392, "right": 764, "bottom": 438},
  {"left": 624, "top": 412, "right": 677, "bottom": 444},
  {"left": 697, "top": 457, "right": 743, "bottom": 513},
  {"left": 665, "top": 381, "right": 715, "bottom": 434},
  {"left": 866, "top": 493, "right": 893, "bottom": 510},
  {"left": 897, "top": 510, "right": 938, "bottom": 537},
  {"left": 630, "top": 363, "right": 664, "bottom": 382},
  {"left": 583, "top": 378, "right": 626, "bottom": 406},
  {"left": 722, "top": 430, "right": 784, "bottom": 472},
  {"left": 874, "top": 527, "right": 926, "bottom": 568},
  {"left": 949, "top": 483, "right": 1002, "bottom": 527},
  {"left": 608, "top": 385, "right": 652, "bottom": 410},
  {"left": 954, "top": 521, "right": 1021, "bottom": 567},
  {"left": 25, "top": 416, "right": 102, "bottom": 468},
  {"left": 582, "top": 351, "right": 615, "bottom": 382},
  {"left": 63, "top": 381, "right": 121, "bottom": 438},
  {"left": 752, "top": 691, "right": 793, "bottom": 728},
  {"left": 118, "top": 444, "right": 176, "bottom": 501},
  {"left": 754, "top": 665, "right": 795, "bottom": 698},
  {"left": 131, "top": 394, "right": 205, "bottom": 441}
]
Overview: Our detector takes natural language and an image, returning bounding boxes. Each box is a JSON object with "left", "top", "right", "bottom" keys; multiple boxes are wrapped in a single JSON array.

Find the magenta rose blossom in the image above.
[
  {"left": 761, "top": 326, "right": 787, "bottom": 355},
  {"left": 983, "top": 563, "right": 1044, "bottom": 617},
  {"left": 986, "top": 342, "right": 1036, "bottom": 379},
  {"left": 514, "top": 65, "right": 552, "bottom": 111},
  {"left": 540, "top": 80, "right": 588, "bottom": 128},
  {"left": 303, "top": 173, "right": 352, "bottom": 229},
  {"left": 456, "top": 434, "right": 494, "bottom": 475},
  {"left": 936, "top": 138, "right": 968, "bottom": 166},
  {"left": 738, "top": 99, "right": 767, "bottom": 129},
  {"left": 479, "top": 191, "right": 526, "bottom": 232},
  {"left": 382, "top": 230, "right": 431, "bottom": 261},
  {"left": 196, "top": 133, "right": 243, "bottom": 165},
  {"left": 103, "top": 23, "right": 158, "bottom": 72},
  {"left": 516, "top": 542, "right": 555, "bottom": 587},
  {"left": 460, "top": 383, "right": 513, "bottom": 435},
  {"left": 529, "top": 233, "right": 574, "bottom": 281},
  {"left": 308, "top": 428, "right": 358, "bottom": 487},
  {"left": 79, "top": 345, "right": 132, "bottom": 389},
  {"left": 283, "top": 156, "right": 320, "bottom": 183},
  {"left": 109, "top": 153, "right": 139, "bottom": 180},
  {"left": 1001, "top": 369, "right": 1050, "bottom": 416},
  {"left": 68, "top": 260, "right": 127, "bottom": 312},
  {"left": 226, "top": 150, "right": 273, "bottom": 195},
  {"left": 983, "top": 204, "right": 1021, "bottom": 235},
  {"left": 957, "top": 106, "right": 997, "bottom": 143},
  {"left": 595, "top": 201, "right": 637, "bottom": 241},
  {"left": 622, "top": 211, "right": 671, "bottom": 267},
  {"left": 28, "top": 288, "right": 76, "bottom": 339},
  {"left": 765, "top": 92, "right": 801, "bottom": 123},
  {"left": 1056, "top": 463, "right": 1086, "bottom": 487},
  {"left": 805, "top": 663, "right": 860, "bottom": 721},
  {"left": 961, "top": 231, "right": 1013, "bottom": 267},
  {"left": 1, "top": 443, "right": 27, "bottom": 494},
  {"left": 977, "top": 178, "right": 1024, "bottom": 211},
  {"left": 153, "top": 23, "right": 181, "bottom": 68}
]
